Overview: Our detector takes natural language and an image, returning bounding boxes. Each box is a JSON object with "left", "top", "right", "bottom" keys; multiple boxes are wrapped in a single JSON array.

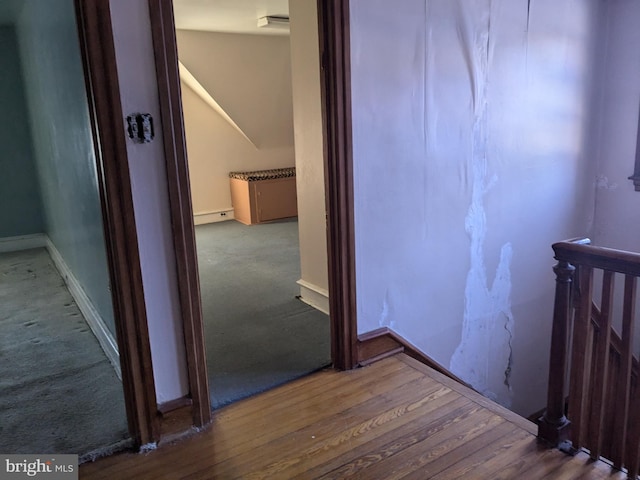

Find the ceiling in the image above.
[
  {"left": 0, "top": 1, "right": 288, "bottom": 35},
  {"left": 173, "top": 0, "right": 290, "bottom": 35}
]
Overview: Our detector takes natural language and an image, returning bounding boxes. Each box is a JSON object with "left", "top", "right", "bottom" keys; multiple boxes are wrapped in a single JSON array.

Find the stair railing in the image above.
[{"left": 538, "top": 238, "right": 640, "bottom": 476}]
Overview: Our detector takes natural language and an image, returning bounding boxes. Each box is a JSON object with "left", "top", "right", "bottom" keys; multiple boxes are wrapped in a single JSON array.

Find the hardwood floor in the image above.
[{"left": 80, "top": 354, "right": 626, "bottom": 479}]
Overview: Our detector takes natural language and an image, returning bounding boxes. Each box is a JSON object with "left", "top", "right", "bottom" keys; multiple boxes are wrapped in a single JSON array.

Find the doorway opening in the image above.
[
  {"left": 0, "top": 0, "right": 128, "bottom": 458},
  {"left": 171, "top": 0, "right": 332, "bottom": 409}
]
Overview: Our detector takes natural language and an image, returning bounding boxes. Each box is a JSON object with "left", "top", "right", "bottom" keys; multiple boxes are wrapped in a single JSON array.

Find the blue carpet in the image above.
[
  {"left": 195, "top": 219, "right": 331, "bottom": 409},
  {"left": 0, "top": 248, "right": 129, "bottom": 456}
]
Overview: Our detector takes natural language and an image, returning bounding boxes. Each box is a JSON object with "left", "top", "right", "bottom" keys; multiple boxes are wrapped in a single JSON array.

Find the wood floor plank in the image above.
[
  {"left": 215, "top": 357, "right": 412, "bottom": 435},
  {"left": 490, "top": 442, "right": 573, "bottom": 479},
  {"left": 425, "top": 418, "right": 541, "bottom": 480},
  {"left": 428, "top": 428, "right": 533, "bottom": 480},
  {"left": 516, "top": 446, "right": 576, "bottom": 478},
  {"left": 293, "top": 398, "right": 468, "bottom": 479},
  {"left": 398, "top": 354, "right": 538, "bottom": 435},
  {"left": 540, "top": 452, "right": 616, "bottom": 480},
  {"left": 213, "top": 359, "right": 421, "bottom": 441},
  {"left": 399, "top": 419, "right": 521, "bottom": 480},
  {"left": 88, "top": 358, "right": 425, "bottom": 480},
  {"left": 313, "top": 401, "right": 483, "bottom": 480},
  {"left": 80, "top": 353, "right": 618, "bottom": 480},
  {"left": 294, "top": 395, "right": 470, "bottom": 480},
  {"left": 357, "top": 410, "right": 502, "bottom": 480},
  {"left": 180, "top": 372, "right": 440, "bottom": 479},
  {"left": 184, "top": 379, "right": 456, "bottom": 479}
]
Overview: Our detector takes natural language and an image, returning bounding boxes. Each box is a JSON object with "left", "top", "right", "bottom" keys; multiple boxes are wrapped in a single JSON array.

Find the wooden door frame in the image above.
[
  {"left": 149, "top": 0, "right": 358, "bottom": 378},
  {"left": 147, "top": 0, "right": 211, "bottom": 428},
  {"left": 74, "top": 0, "right": 160, "bottom": 446},
  {"left": 317, "top": 0, "right": 358, "bottom": 370},
  {"left": 148, "top": 0, "right": 359, "bottom": 386},
  {"left": 73, "top": 0, "right": 356, "bottom": 449}
]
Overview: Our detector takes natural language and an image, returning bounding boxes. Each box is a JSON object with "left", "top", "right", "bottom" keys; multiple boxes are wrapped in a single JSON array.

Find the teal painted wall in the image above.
[
  {"left": 16, "top": 0, "right": 115, "bottom": 335},
  {"left": 0, "top": 26, "right": 44, "bottom": 237}
]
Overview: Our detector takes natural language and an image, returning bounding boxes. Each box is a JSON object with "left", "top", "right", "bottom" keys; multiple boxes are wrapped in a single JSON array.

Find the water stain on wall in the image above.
[{"left": 448, "top": 0, "right": 515, "bottom": 407}]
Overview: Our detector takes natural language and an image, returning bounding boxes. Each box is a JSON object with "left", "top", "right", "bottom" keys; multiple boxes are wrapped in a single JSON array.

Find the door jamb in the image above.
[
  {"left": 74, "top": 0, "right": 160, "bottom": 446},
  {"left": 147, "top": 0, "right": 211, "bottom": 427},
  {"left": 148, "top": 0, "right": 357, "bottom": 414},
  {"left": 75, "top": 0, "right": 358, "bottom": 445},
  {"left": 148, "top": 0, "right": 358, "bottom": 392},
  {"left": 317, "top": 0, "right": 358, "bottom": 370}
]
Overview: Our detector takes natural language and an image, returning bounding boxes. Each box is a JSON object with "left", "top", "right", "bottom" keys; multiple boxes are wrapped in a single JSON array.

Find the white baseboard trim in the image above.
[
  {"left": 46, "top": 238, "right": 121, "bottom": 379},
  {"left": 194, "top": 208, "right": 235, "bottom": 225},
  {"left": 296, "top": 279, "right": 330, "bottom": 315},
  {"left": 0, "top": 233, "right": 46, "bottom": 253}
]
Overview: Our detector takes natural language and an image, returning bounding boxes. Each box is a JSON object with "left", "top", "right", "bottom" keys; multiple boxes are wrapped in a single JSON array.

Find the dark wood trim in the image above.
[
  {"left": 147, "top": 0, "right": 211, "bottom": 428},
  {"left": 356, "top": 327, "right": 473, "bottom": 390},
  {"left": 318, "top": 0, "right": 358, "bottom": 371},
  {"left": 387, "top": 330, "right": 472, "bottom": 389},
  {"left": 158, "top": 403, "right": 204, "bottom": 447},
  {"left": 629, "top": 102, "right": 640, "bottom": 191},
  {"left": 356, "top": 328, "right": 404, "bottom": 366},
  {"left": 528, "top": 399, "right": 571, "bottom": 425},
  {"left": 538, "top": 257, "right": 574, "bottom": 447},
  {"left": 553, "top": 240, "right": 640, "bottom": 277},
  {"left": 135, "top": 0, "right": 359, "bottom": 439},
  {"left": 528, "top": 406, "right": 546, "bottom": 424},
  {"left": 158, "top": 396, "right": 193, "bottom": 415},
  {"left": 74, "top": 0, "right": 159, "bottom": 446}
]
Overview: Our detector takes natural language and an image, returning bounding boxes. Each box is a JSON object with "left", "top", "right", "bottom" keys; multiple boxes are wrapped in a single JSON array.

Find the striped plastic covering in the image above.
[{"left": 228, "top": 167, "right": 296, "bottom": 182}]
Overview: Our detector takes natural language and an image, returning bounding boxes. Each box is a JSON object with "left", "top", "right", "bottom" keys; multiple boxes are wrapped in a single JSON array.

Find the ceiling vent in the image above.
[{"left": 257, "top": 15, "right": 289, "bottom": 29}]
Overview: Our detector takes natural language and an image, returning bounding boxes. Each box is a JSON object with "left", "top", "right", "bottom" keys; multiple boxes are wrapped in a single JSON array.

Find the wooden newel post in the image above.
[{"left": 538, "top": 258, "right": 575, "bottom": 446}]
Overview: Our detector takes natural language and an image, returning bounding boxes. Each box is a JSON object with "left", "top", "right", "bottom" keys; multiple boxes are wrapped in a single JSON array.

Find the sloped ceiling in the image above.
[
  {"left": 176, "top": 29, "right": 294, "bottom": 150},
  {"left": 174, "top": 1, "right": 294, "bottom": 149},
  {"left": 178, "top": 61, "right": 257, "bottom": 148}
]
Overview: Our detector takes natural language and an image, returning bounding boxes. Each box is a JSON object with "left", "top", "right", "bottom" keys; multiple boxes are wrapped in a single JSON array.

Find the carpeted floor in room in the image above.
[
  {"left": 0, "top": 248, "right": 129, "bottom": 459},
  {"left": 195, "top": 219, "right": 331, "bottom": 409}
]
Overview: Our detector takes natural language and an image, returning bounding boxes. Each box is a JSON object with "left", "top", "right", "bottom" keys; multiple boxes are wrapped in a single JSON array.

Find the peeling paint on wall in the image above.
[
  {"left": 448, "top": 0, "right": 515, "bottom": 407},
  {"left": 595, "top": 175, "right": 618, "bottom": 191},
  {"left": 379, "top": 289, "right": 391, "bottom": 328},
  {"left": 350, "top": 0, "right": 600, "bottom": 416}
]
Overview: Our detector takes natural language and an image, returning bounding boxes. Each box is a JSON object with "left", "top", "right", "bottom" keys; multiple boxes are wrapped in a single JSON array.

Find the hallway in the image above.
[{"left": 80, "top": 354, "right": 622, "bottom": 479}]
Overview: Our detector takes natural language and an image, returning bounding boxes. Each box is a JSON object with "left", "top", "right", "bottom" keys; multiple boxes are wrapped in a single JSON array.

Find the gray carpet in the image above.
[
  {"left": 195, "top": 219, "right": 331, "bottom": 409},
  {"left": 0, "top": 248, "right": 129, "bottom": 456}
]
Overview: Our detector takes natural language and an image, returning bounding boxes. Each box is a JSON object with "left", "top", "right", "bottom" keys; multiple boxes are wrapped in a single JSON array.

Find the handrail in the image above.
[
  {"left": 539, "top": 237, "right": 640, "bottom": 476},
  {"left": 553, "top": 238, "right": 640, "bottom": 277}
]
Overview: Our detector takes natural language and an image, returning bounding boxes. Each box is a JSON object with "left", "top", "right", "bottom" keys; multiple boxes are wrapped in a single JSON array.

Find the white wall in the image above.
[
  {"left": 350, "top": 0, "right": 601, "bottom": 416},
  {"left": 289, "top": 0, "right": 329, "bottom": 310},
  {"left": 177, "top": 30, "right": 295, "bottom": 216},
  {"left": 177, "top": 30, "right": 294, "bottom": 150},
  {"left": 95, "top": 0, "right": 640, "bottom": 417},
  {"left": 588, "top": 0, "right": 640, "bottom": 356},
  {"left": 110, "top": 0, "right": 189, "bottom": 404},
  {"left": 180, "top": 83, "right": 294, "bottom": 216},
  {"left": 179, "top": 20, "right": 329, "bottom": 310},
  {"left": 590, "top": 0, "right": 640, "bottom": 253}
]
